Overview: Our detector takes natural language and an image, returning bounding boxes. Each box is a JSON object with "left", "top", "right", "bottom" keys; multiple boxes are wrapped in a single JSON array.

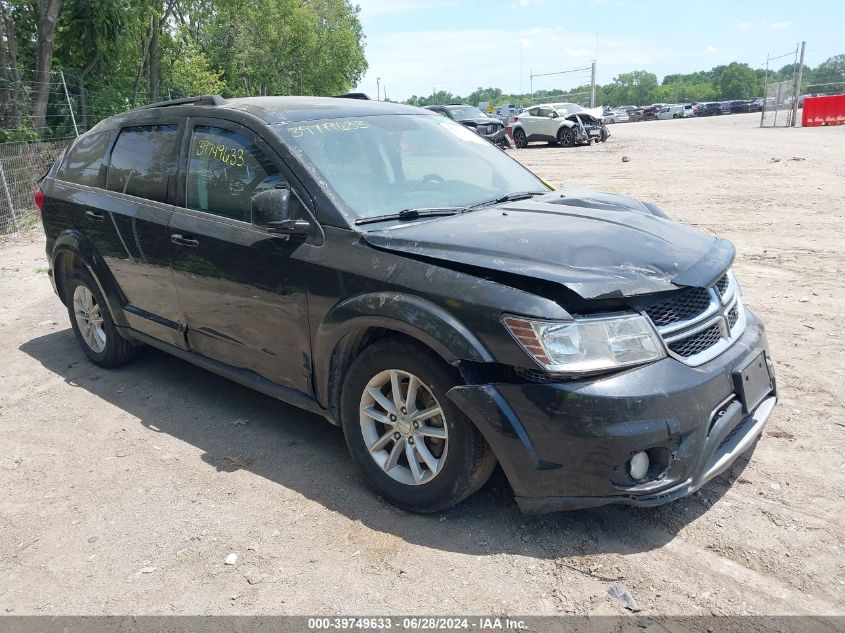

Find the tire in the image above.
[
  {"left": 557, "top": 126, "right": 575, "bottom": 148},
  {"left": 65, "top": 268, "right": 136, "bottom": 368},
  {"left": 512, "top": 128, "right": 527, "bottom": 148},
  {"left": 600, "top": 127, "right": 609, "bottom": 142},
  {"left": 340, "top": 338, "right": 496, "bottom": 513}
]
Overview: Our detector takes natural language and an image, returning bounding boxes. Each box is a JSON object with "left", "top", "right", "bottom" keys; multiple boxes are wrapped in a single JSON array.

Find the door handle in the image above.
[
  {"left": 85, "top": 210, "right": 105, "bottom": 222},
  {"left": 170, "top": 233, "right": 199, "bottom": 247}
]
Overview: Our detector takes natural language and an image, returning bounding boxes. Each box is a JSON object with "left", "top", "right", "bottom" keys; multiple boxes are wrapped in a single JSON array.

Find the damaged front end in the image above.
[{"left": 359, "top": 192, "right": 776, "bottom": 512}]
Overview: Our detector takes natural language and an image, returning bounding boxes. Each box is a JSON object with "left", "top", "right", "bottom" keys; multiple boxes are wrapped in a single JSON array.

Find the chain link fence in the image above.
[
  {"left": 0, "top": 139, "right": 68, "bottom": 234},
  {"left": 761, "top": 80, "right": 797, "bottom": 127}
]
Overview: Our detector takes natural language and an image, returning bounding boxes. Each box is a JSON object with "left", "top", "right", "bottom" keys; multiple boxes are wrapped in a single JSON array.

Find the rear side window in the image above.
[
  {"left": 106, "top": 125, "right": 178, "bottom": 203},
  {"left": 56, "top": 131, "right": 110, "bottom": 187},
  {"left": 186, "top": 126, "right": 283, "bottom": 222}
]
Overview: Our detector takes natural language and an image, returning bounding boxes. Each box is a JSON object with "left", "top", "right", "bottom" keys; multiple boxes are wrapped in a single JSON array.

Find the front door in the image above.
[{"left": 168, "top": 119, "right": 313, "bottom": 394}]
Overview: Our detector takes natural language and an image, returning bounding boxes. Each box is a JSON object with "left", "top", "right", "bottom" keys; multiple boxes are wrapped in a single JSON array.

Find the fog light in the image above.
[{"left": 629, "top": 451, "right": 650, "bottom": 480}]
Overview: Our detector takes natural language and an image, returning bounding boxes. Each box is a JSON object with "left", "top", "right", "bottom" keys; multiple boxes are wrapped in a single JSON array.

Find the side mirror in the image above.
[{"left": 251, "top": 189, "right": 310, "bottom": 237}]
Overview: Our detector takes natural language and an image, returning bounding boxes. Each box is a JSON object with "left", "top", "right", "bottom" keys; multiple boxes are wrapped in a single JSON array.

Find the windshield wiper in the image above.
[
  {"left": 354, "top": 207, "right": 465, "bottom": 226},
  {"left": 466, "top": 191, "right": 547, "bottom": 210}
]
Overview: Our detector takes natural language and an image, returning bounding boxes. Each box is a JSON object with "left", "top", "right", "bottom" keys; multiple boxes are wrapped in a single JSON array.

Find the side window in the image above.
[
  {"left": 187, "top": 125, "right": 284, "bottom": 222},
  {"left": 527, "top": 107, "right": 539, "bottom": 116},
  {"left": 56, "top": 131, "right": 111, "bottom": 187},
  {"left": 106, "top": 125, "right": 178, "bottom": 203}
]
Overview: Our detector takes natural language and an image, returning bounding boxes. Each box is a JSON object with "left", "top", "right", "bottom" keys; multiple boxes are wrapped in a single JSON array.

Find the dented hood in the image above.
[{"left": 361, "top": 192, "right": 734, "bottom": 299}]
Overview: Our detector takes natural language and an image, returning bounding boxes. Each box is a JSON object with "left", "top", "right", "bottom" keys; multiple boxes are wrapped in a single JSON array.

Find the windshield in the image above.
[
  {"left": 274, "top": 114, "right": 548, "bottom": 222},
  {"left": 447, "top": 106, "right": 487, "bottom": 120}
]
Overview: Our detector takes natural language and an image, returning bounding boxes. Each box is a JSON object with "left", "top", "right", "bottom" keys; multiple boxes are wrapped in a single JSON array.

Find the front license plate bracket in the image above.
[{"left": 732, "top": 349, "right": 773, "bottom": 414}]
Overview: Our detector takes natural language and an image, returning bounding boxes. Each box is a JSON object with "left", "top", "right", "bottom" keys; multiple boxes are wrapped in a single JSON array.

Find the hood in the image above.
[
  {"left": 459, "top": 117, "right": 503, "bottom": 126},
  {"left": 361, "top": 192, "right": 734, "bottom": 300}
]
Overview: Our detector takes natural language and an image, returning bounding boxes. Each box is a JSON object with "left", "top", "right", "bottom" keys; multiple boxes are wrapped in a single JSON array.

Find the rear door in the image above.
[
  {"left": 168, "top": 118, "right": 313, "bottom": 393},
  {"left": 101, "top": 122, "right": 186, "bottom": 347},
  {"left": 520, "top": 107, "right": 541, "bottom": 137},
  {"left": 536, "top": 107, "right": 559, "bottom": 138}
]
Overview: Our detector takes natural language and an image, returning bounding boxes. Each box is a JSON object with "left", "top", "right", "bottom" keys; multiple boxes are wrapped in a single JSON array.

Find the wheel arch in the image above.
[
  {"left": 51, "top": 230, "right": 129, "bottom": 328},
  {"left": 314, "top": 292, "right": 494, "bottom": 424}
]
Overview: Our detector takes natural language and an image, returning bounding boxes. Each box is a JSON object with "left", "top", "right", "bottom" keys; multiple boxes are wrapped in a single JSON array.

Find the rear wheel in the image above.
[
  {"left": 65, "top": 269, "right": 136, "bottom": 368},
  {"left": 557, "top": 126, "right": 575, "bottom": 148},
  {"left": 340, "top": 339, "right": 496, "bottom": 513},
  {"left": 512, "top": 128, "right": 527, "bottom": 148}
]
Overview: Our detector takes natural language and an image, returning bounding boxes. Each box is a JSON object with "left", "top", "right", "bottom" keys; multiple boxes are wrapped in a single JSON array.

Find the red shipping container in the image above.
[{"left": 802, "top": 95, "right": 845, "bottom": 127}]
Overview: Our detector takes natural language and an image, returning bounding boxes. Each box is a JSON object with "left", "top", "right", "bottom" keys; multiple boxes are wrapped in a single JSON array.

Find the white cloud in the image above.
[
  {"left": 706, "top": 46, "right": 718, "bottom": 53},
  {"left": 735, "top": 21, "right": 751, "bottom": 31},
  {"left": 770, "top": 20, "right": 791, "bottom": 30}
]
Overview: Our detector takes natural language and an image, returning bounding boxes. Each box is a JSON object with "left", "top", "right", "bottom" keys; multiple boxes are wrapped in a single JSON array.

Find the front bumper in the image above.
[
  {"left": 447, "top": 311, "right": 777, "bottom": 513},
  {"left": 481, "top": 128, "right": 506, "bottom": 144}
]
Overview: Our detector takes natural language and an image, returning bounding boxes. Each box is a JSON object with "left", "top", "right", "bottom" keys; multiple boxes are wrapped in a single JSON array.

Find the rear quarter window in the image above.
[
  {"left": 55, "top": 131, "right": 111, "bottom": 187},
  {"left": 106, "top": 124, "right": 179, "bottom": 203}
]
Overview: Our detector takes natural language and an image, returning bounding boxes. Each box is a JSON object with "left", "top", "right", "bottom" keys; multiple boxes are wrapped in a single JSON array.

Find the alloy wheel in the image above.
[
  {"left": 359, "top": 369, "right": 448, "bottom": 486},
  {"left": 73, "top": 285, "right": 106, "bottom": 353}
]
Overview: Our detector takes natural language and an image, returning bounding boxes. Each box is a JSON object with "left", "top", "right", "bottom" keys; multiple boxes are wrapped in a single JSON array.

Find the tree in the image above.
[
  {"left": 812, "top": 54, "right": 845, "bottom": 87},
  {"left": 610, "top": 70, "right": 658, "bottom": 105},
  {"left": 0, "top": 1, "right": 22, "bottom": 128},
  {"left": 56, "top": 0, "right": 124, "bottom": 128},
  {"left": 720, "top": 62, "right": 756, "bottom": 99},
  {"left": 32, "top": 0, "right": 63, "bottom": 131}
]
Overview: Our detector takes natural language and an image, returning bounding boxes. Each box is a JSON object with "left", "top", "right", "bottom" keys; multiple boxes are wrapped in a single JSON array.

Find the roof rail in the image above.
[
  {"left": 333, "top": 92, "right": 370, "bottom": 100},
  {"left": 139, "top": 95, "right": 226, "bottom": 109}
]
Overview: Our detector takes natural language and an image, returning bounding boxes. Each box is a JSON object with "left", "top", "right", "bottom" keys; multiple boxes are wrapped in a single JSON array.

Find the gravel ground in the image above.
[{"left": 0, "top": 113, "right": 843, "bottom": 617}]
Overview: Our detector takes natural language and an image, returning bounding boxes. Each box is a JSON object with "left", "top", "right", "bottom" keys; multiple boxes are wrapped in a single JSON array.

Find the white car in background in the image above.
[
  {"left": 657, "top": 104, "right": 695, "bottom": 120},
  {"left": 511, "top": 102, "right": 608, "bottom": 147},
  {"left": 603, "top": 109, "right": 630, "bottom": 124}
]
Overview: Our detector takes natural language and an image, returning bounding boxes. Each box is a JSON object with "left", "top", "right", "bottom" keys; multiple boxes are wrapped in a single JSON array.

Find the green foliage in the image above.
[
  {"left": 169, "top": 43, "right": 227, "bottom": 97},
  {"left": 1, "top": 0, "right": 367, "bottom": 137},
  {"left": 720, "top": 62, "right": 756, "bottom": 99},
  {"left": 810, "top": 54, "right": 845, "bottom": 86}
]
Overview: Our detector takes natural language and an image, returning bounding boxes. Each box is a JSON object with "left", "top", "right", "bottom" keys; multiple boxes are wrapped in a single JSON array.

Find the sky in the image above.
[{"left": 352, "top": 0, "right": 844, "bottom": 101}]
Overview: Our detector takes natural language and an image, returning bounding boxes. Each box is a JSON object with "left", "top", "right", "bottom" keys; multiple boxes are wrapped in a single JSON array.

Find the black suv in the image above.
[
  {"left": 424, "top": 104, "right": 508, "bottom": 148},
  {"left": 37, "top": 95, "right": 777, "bottom": 514}
]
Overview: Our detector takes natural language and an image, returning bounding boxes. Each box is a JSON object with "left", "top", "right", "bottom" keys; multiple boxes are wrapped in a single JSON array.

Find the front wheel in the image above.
[
  {"left": 557, "top": 126, "right": 575, "bottom": 148},
  {"left": 512, "top": 128, "right": 527, "bottom": 148},
  {"left": 340, "top": 339, "right": 496, "bottom": 513}
]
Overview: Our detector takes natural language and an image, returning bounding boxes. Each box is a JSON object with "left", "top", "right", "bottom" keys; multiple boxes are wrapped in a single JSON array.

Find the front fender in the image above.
[
  {"left": 313, "top": 291, "right": 493, "bottom": 409},
  {"left": 51, "top": 229, "right": 129, "bottom": 328}
]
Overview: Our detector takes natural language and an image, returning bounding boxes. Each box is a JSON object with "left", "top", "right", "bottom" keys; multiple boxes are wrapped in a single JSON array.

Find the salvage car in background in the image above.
[
  {"left": 424, "top": 104, "right": 508, "bottom": 148},
  {"left": 603, "top": 108, "right": 630, "bottom": 124},
  {"left": 37, "top": 95, "right": 777, "bottom": 514},
  {"left": 697, "top": 102, "right": 722, "bottom": 116},
  {"left": 512, "top": 102, "right": 609, "bottom": 148}
]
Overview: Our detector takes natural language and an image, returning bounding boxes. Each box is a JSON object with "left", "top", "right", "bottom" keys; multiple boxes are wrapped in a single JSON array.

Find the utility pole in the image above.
[
  {"left": 529, "top": 69, "right": 533, "bottom": 103},
  {"left": 590, "top": 60, "right": 597, "bottom": 108},
  {"left": 59, "top": 70, "right": 79, "bottom": 137},
  {"left": 376, "top": 77, "right": 381, "bottom": 101},
  {"left": 790, "top": 41, "right": 805, "bottom": 127}
]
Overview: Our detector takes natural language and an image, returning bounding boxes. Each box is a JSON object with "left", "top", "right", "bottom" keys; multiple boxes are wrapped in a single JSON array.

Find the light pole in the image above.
[{"left": 376, "top": 77, "right": 381, "bottom": 101}]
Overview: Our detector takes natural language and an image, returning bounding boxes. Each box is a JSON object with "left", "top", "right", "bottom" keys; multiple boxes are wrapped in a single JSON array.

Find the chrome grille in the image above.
[
  {"left": 644, "top": 270, "right": 747, "bottom": 366},
  {"left": 715, "top": 273, "right": 729, "bottom": 297},
  {"left": 668, "top": 323, "right": 722, "bottom": 357},
  {"left": 727, "top": 305, "right": 739, "bottom": 329},
  {"left": 645, "top": 287, "right": 711, "bottom": 327}
]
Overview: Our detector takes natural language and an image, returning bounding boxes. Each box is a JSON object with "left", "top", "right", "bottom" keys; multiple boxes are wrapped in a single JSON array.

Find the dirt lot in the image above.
[{"left": 1, "top": 113, "right": 843, "bottom": 617}]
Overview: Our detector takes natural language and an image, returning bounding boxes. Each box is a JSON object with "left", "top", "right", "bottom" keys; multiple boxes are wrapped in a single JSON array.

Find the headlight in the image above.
[{"left": 503, "top": 314, "right": 666, "bottom": 374}]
